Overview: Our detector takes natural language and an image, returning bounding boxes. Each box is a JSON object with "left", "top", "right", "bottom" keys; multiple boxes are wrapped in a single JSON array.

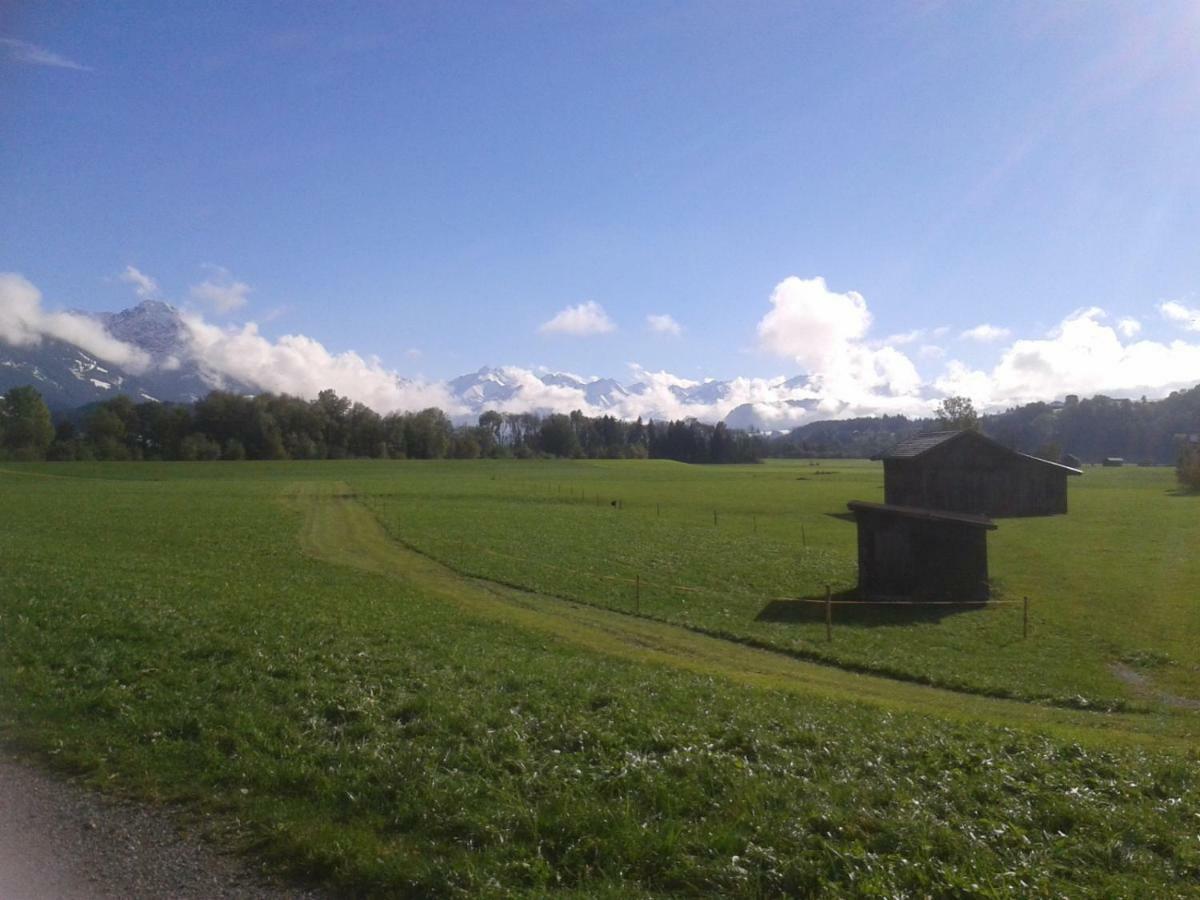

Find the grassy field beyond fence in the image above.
[
  {"left": 345, "top": 458, "right": 1200, "bottom": 708},
  {"left": 1, "top": 460, "right": 1198, "bottom": 896}
]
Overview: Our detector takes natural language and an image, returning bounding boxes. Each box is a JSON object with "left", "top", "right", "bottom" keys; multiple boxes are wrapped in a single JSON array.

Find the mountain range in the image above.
[
  {"left": 0, "top": 300, "right": 249, "bottom": 410},
  {"left": 0, "top": 299, "right": 824, "bottom": 429}
]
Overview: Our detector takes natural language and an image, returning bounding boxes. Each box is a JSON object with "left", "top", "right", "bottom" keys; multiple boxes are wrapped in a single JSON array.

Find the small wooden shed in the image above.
[
  {"left": 876, "top": 430, "right": 1081, "bottom": 518},
  {"left": 847, "top": 500, "right": 997, "bottom": 602}
]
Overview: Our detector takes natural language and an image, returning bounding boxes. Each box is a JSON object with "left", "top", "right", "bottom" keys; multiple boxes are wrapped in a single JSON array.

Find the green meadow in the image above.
[
  {"left": 354, "top": 458, "right": 1200, "bottom": 709},
  {"left": 1, "top": 460, "right": 1198, "bottom": 896}
]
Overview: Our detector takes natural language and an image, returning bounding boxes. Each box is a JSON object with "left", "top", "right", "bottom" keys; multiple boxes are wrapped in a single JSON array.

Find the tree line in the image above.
[
  {"left": 767, "top": 386, "right": 1200, "bottom": 469},
  {"left": 4, "top": 382, "right": 1195, "bottom": 484},
  {"left": 0, "top": 385, "right": 766, "bottom": 464}
]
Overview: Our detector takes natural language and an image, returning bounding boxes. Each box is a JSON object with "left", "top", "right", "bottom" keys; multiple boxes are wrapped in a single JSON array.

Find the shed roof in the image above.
[
  {"left": 847, "top": 500, "right": 998, "bottom": 530},
  {"left": 876, "top": 431, "right": 959, "bottom": 458},
  {"left": 876, "top": 429, "right": 1083, "bottom": 475}
]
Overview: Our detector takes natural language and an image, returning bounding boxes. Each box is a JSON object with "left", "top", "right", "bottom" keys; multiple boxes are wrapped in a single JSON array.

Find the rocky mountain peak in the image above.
[{"left": 102, "top": 300, "right": 187, "bottom": 359}]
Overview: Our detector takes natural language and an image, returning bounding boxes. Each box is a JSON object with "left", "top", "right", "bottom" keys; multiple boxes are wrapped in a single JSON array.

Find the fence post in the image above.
[
  {"left": 825, "top": 585, "right": 833, "bottom": 642},
  {"left": 1023, "top": 595, "right": 1029, "bottom": 639},
  {"left": 802, "top": 524, "right": 807, "bottom": 548},
  {"left": 753, "top": 514, "right": 757, "bottom": 534},
  {"left": 713, "top": 510, "right": 718, "bottom": 527}
]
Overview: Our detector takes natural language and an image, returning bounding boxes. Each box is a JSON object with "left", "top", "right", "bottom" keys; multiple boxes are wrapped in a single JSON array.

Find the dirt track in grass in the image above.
[{"left": 289, "top": 481, "right": 1199, "bottom": 750}]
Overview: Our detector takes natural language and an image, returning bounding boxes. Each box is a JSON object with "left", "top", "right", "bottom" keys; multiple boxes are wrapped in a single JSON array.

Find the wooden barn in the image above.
[
  {"left": 876, "top": 430, "right": 1081, "bottom": 518},
  {"left": 847, "top": 501, "right": 996, "bottom": 602}
]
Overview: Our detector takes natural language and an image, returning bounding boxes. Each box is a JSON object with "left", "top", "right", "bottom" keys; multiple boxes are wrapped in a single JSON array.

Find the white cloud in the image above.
[
  {"left": 0, "top": 38, "right": 90, "bottom": 71},
  {"left": 189, "top": 266, "right": 251, "bottom": 313},
  {"left": 880, "top": 326, "right": 949, "bottom": 349},
  {"left": 439, "top": 360, "right": 932, "bottom": 430},
  {"left": 1116, "top": 317, "right": 1142, "bottom": 338},
  {"left": 960, "top": 323, "right": 1012, "bottom": 342},
  {"left": 1159, "top": 301, "right": 1200, "bottom": 332},
  {"left": 521, "top": 364, "right": 797, "bottom": 425},
  {"left": 936, "top": 307, "right": 1200, "bottom": 409},
  {"left": 0, "top": 273, "right": 150, "bottom": 372},
  {"left": 882, "top": 329, "right": 923, "bottom": 346},
  {"left": 9, "top": 269, "right": 1200, "bottom": 430},
  {"left": 646, "top": 313, "right": 682, "bottom": 336},
  {"left": 467, "top": 366, "right": 600, "bottom": 414},
  {"left": 0, "top": 273, "right": 452, "bottom": 415},
  {"left": 538, "top": 301, "right": 616, "bottom": 336},
  {"left": 757, "top": 276, "right": 871, "bottom": 369},
  {"left": 119, "top": 265, "right": 159, "bottom": 299},
  {"left": 180, "top": 314, "right": 457, "bottom": 414},
  {"left": 755, "top": 276, "right": 924, "bottom": 413}
]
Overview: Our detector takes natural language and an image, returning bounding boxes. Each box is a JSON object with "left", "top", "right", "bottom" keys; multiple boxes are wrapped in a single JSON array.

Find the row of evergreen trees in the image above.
[
  {"left": 767, "top": 386, "right": 1200, "bottom": 466},
  {"left": 0, "top": 386, "right": 765, "bottom": 464},
  {"left": 4, "top": 382, "right": 1194, "bottom": 485}
]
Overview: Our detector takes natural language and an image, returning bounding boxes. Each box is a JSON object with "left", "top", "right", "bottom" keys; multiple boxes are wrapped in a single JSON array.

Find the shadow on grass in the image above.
[
  {"left": 824, "top": 511, "right": 856, "bottom": 524},
  {"left": 757, "top": 590, "right": 987, "bottom": 628}
]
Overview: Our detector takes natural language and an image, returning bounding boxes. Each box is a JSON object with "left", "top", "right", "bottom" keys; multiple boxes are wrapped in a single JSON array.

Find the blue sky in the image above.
[{"left": 3, "top": 2, "right": 1200, "bottom": 419}]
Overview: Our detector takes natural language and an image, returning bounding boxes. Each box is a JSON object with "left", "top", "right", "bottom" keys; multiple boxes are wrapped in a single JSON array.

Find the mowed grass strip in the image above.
[
  {"left": 1, "top": 465, "right": 1199, "bottom": 896},
  {"left": 349, "top": 458, "right": 1200, "bottom": 708}
]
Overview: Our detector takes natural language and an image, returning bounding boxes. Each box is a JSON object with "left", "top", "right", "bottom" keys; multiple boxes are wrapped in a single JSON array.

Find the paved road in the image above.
[{"left": 0, "top": 759, "right": 323, "bottom": 900}]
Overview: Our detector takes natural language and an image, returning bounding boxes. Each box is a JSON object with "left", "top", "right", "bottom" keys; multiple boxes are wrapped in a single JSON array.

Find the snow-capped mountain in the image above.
[
  {"left": 0, "top": 300, "right": 247, "bottom": 410},
  {"left": 95, "top": 299, "right": 188, "bottom": 359},
  {"left": 0, "top": 300, "right": 819, "bottom": 429},
  {"left": 440, "top": 367, "right": 818, "bottom": 429},
  {"left": 446, "top": 367, "right": 523, "bottom": 406},
  {"left": 1, "top": 335, "right": 164, "bottom": 409}
]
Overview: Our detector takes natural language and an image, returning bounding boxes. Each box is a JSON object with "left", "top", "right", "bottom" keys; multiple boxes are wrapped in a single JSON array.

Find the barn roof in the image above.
[
  {"left": 876, "top": 430, "right": 1083, "bottom": 475},
  {"left": 876, "top": 431, "right": 960, "bottom": 458},
  {"left": 847, "top": 500, "right": 998, "bottom": 530}
]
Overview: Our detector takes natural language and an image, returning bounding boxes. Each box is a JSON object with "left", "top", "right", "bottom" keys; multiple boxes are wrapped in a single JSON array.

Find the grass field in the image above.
[
  {"left": 344, "top": 458, "right": 1200, "bottom": 709},
  {"left": 1, "top": 460, "right": 1198, "bottom": 896}
]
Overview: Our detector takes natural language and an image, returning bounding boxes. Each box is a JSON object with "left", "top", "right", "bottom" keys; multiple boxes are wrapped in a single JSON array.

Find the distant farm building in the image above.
[
  {"left": 1102, "top": 457, "right": 1125, "bottom": 467},
  {"left": 847, "top": 501, "right": 996, "bottom": 602},
  {"left": 876, "top": 430, "right": 1082, "bottom": 518}
]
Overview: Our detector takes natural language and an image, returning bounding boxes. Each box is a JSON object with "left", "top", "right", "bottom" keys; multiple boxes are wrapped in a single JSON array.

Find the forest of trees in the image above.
[
  {"left": 767, "top": 385, "right": 1200, "bottom": 468},
  {"left": 3, "top": 382, "right": 1197, "bottom": 482},
  {"left": 0, "top": 386, "right": 766, "bottom": 464}
]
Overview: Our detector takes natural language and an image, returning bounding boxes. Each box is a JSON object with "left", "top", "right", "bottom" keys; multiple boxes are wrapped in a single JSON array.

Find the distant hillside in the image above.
[{"left": 767, "top": 387, "right": 1200, "bottom": 464}]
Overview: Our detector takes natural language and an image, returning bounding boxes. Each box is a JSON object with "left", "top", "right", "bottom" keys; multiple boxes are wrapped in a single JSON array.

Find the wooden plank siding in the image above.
[
  {"left": 879, "top": 430, "right": 1080, "bottom": 518},
  {"left": 847, "top": 501, "right": 996, "bottom": 602}
]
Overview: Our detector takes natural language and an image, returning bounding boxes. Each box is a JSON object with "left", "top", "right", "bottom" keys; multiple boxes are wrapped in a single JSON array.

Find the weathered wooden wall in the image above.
[
  {"left": 850, "top": 503, "right": 993, "bottom": 602},
  {"left": 883, "top": 437, "right": 1069, "bottom": 517}
]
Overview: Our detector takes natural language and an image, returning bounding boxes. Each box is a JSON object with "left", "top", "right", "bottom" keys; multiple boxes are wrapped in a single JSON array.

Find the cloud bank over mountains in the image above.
[
  {"left": 182, "top": 314, "right": 455, "bottom": 413},
  {"left": 3, "top": 270, "right": 1200, "bottom": 428},
  {"left": 935, "top": 307, "right": 1200, "bottom": 409},
  {"left": 0, "top": 273, "right": 151, "bottom": 374}
]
